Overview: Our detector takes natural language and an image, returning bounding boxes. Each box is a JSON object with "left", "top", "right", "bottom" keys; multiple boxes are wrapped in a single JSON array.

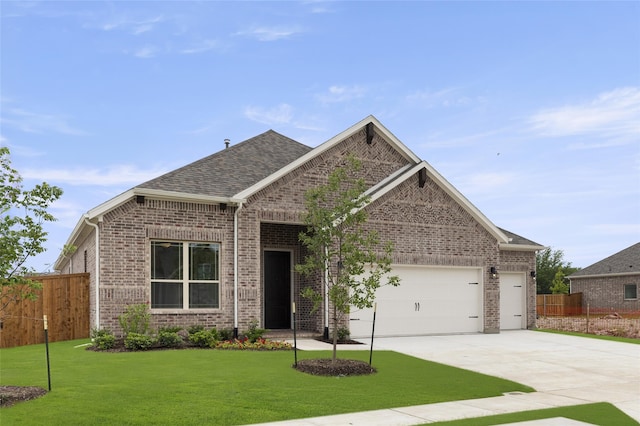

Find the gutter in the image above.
[
  {"left": 83, "top": 216, "right": 102, "bottom": 329},
  {"left": 568, "top": 271, "right": 638, "bottom": 280},
  {"left": 233, "top": 201, "right": 244, "bottom": 338}
]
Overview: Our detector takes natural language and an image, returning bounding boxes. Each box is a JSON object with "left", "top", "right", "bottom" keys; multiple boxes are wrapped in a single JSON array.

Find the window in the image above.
[
  {"left": 151, "top": 241, "right": 220, "bottom": 309},
  {"left": 624, "top": 284, "right": 637, "bottom": 300}
]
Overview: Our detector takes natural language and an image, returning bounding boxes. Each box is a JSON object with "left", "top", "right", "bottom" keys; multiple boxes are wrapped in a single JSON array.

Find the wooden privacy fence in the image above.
[
  {"left": 537, "top": 292, "right": 583, "bottom": 316},
  {"left": 0, "top": 273, "right": 90, "bottom": 349}
]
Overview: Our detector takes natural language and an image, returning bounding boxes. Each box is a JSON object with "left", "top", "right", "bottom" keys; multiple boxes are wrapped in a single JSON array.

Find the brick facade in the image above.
[
  {"left": 571, "top": 275, "right": 640, "bottom": 312},
  {"left": 58, "top": 121, "right": 539, "bottom": 336}
]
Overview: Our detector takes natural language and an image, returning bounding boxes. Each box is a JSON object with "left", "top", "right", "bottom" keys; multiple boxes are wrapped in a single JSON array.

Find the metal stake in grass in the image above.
[
  {"left": 43, "top": 315, "right": 52, "bottom": 391},
  {"left": 292, "top": 302, "right": 298, "bottom": 367},
  {"left": 369, "top": 303, "right": 377, "bottom": 366}
]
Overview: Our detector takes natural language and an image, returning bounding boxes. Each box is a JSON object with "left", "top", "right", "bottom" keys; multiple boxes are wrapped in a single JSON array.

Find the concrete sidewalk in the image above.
[{"left": 255, "top": 331, "right": 640, "bottom": 425}]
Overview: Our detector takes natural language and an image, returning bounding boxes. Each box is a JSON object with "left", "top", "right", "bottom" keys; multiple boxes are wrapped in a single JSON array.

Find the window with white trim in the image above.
[
  {"left": 151, "top": 241, "right": 220, "bottom": 309},
  {"left": 624, "top": 284, "right": 637, "bottom": 300}
]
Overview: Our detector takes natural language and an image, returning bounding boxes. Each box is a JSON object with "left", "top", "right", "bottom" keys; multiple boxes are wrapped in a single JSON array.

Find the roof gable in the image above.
[
  {"left": 234, "top": 115, "right": 421, "bottom": 200},
  {"left": 569, "top": 242, "right": 640, "bottom": 278},
  {"left": 365, "top": 162, "right": 511, "bottom": 244}
]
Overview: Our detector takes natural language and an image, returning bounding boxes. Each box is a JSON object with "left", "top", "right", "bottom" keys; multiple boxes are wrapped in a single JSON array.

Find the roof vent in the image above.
[{"left": 224, "top": 139, "right": 230, "bottom": 149}]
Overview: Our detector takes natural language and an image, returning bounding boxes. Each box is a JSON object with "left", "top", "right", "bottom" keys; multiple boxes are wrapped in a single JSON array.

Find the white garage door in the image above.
[
  {"left": 349, "top": 266, "right": 483, "bottom": 338},
  {"left": 500, "top": 272, "right": 525, "bottom": 330}
]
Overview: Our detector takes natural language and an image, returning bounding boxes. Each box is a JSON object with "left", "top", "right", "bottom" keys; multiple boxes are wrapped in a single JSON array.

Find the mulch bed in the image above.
[
  {"left": 0, "top": 386, "right": 48, "bottom": 408},
  {"left": 294, "top": 358, "right": 376, "bottom": 376}
]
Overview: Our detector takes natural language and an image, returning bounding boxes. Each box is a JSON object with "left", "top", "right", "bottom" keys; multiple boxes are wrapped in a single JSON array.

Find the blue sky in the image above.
[{"left": 2, "top": 1, "right": 639, "bottom": 272}]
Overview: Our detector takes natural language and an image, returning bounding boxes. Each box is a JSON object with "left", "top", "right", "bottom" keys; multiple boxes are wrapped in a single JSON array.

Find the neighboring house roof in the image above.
[
  {"left": 568, "top": 242, "right": 640, "bottom": 279},
  {"left": 138, "top": 130, "right": 312, "bottom": 198}
]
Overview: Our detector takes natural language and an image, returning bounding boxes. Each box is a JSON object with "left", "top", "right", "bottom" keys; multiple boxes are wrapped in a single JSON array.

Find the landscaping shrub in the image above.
[
  {"left": 91, "top": 328, "right": 115, "bottom": 350},
  {"left": 187, "top": 324, "right": 205, "bottom": 335},
  {"left": 219, "top": 328, "right": 234, "bottom": 341},
  {"left": 118, "top": 304, "right": 151, "bottom": 336},
  {"left": 124, "top": 332, "right": 155, "bottom": 351},
  {"left": 244, "top": 319, "right": 265, "bottom": 343},
  {"left": 157, "top": 330, "right": 183, "bottom": 348},
  {"left": 216, "top": 338, "right": 292, "bottom": 350},
  {"left": 189, "top": 328, "right": 219, "bottom": 348},
  {"left": 159, "top": 325, "right": 182, "bottom": 334},
  {"left": 337, "top": 327, "right": 350, "bottom": 341}
]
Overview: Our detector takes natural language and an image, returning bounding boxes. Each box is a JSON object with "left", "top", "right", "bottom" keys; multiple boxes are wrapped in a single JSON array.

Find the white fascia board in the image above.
[
  {"left": 568, "top": 271, "right": 640, "bottom": 280},
  {"left": 366, "top": 161, "right": 509, "bottom": 244},
  {"left": 53, "top": 188, "right": 243, "bottom": 271},
  {"left": 234, "top": 115, "right": 422, "bottom": 200},
  {"left": 499, "top": 243, "right": 547, "bottom": 252},
  {"left": 86, "top": 188, "right": 243, "bottom": 219},
  {"left": 53, "top": 214, "right": 91, "bottom": 271}
]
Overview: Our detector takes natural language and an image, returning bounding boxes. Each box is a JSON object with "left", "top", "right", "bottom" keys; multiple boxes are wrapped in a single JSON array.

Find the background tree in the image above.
[
  {"left": 296, "top": 156, "right": 400, "bottom": 362},
  {"left": 1, "top": 147, "right": 63, "bottom": 318},
  {"left": 535, "top": 247, "right": 579, "bottom": 294}
]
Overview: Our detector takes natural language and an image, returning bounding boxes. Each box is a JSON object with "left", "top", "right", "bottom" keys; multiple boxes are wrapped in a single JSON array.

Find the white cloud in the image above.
[
  {"left": 181, "top": 39, "right": 222, "bottom": 54},
  {"left": 528, "top": 87, "right": 640, "bottom": 144},
  {"left": 589, "top": 223, "right": 640, "bottom": 236},
  {"left": 316, "top": 85, "right": 367, "bottom": 104},
  {"left": 406, "top": 87, "right": 483, "bottom": 108},
  {"left": 0, "top": 104, "right": 87, "bottom": 136},
  {"left": 101, "top": 15, "right": 164, "bottom": 35},
  {"left": 236, "top": 26, "right": 302, "bottom": 41},
  {"left": 459, "top": 172, "right": 518, "bottom": 196},
  {"left": 21, "top": 164, "right": 169, "bottom": 186},
  {"left": 131, "top": 45, "right": 158, "bottom": 58},
  {"left": 244, "top": 104, "right": 293, "bottom": 126}
]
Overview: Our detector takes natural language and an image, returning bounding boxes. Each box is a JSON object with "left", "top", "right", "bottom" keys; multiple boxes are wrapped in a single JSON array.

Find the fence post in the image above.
[{"left": 586, "top": 303, "right": 590, "bottom": 334}]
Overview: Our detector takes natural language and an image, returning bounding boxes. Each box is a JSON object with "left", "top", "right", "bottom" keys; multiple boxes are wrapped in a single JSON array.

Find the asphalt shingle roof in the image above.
[
  {"left": 137, "top": 130, "right": 313, "bottom": 198},
  {"left": 569, "top": 242, "right": 640, "bottom": 277},
  {"left": 498, "top": 227, "right": 543, "bottom": 247}
]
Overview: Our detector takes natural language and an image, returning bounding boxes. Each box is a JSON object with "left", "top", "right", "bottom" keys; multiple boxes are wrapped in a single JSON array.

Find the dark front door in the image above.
[{"left": 264, "top": 250, "right": 291, "bottom": 329}]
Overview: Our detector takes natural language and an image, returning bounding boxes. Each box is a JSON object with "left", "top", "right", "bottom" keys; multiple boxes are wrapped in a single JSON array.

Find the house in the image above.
[
  {"left": 54, "top": 116, "right": 544, "bottom": 338},
  {"left": 568, "top": 243, "right": 640, "bottom": 313}
]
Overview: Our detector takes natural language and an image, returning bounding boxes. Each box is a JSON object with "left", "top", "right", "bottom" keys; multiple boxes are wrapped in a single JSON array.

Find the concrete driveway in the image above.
[
  {"left": 371, "top": 331, "right": 640, "bottom": 423},
  {"left": 261, "top": 330, "right": 639, "bottom": 425}
]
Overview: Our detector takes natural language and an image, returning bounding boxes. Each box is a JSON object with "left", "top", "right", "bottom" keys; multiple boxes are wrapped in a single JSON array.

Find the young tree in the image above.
[
  {"left": 0, "top": 147, "right": 63, "bottom": 318},
  {"left": 296, "top": 156, "right": 400, "bottom": 362},
  {"left": 550, "top": 269, "right": 569, "bottom": 294},
  {"left": 535, "top": 247, "right": 579, "bottom": 294}
]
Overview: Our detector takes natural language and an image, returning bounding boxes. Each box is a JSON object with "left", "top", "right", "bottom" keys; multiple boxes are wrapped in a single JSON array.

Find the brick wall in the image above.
[
  {"left": 240, "top": 128, "right": 535, "bottom": 333},
  {"left": 571, "top": 274, "right": 640, "bottom": 311},
  {"left": 62, "top": 198, "right": 237, "bottom": 335}
]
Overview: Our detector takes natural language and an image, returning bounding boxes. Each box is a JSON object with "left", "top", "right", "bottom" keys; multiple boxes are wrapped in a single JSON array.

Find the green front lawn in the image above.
[
  {"left": 536, "top": 328, "right": 640, "bottom": 344},
  {"left": 1, "top": 339, "right": 532, "bottom": 425},
  {"left": 429, "top": 402, "right": 639, "bottom": 426}
]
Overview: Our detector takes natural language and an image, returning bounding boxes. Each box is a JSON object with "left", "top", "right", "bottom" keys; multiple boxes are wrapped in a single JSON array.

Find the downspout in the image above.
[
  {"left": 84, "top": 216, "right": 101, "bottom": 329},
  {"left": 233, "top": 202, "right": 244, "bottom": 338},
  {"left": 324, "top": 246, "right": 330, "bottom": 340}
]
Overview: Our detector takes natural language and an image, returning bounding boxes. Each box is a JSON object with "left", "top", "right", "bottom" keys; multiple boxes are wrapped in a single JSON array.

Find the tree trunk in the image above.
[{"left": 332, "top": 303, "right": 338, "bottom": 363}]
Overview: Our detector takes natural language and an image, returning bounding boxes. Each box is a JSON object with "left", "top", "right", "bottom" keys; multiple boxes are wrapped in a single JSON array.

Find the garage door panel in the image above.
[
  {"left": 350, "top": 266, "right": 482, "bottom": 338},
  {"left": 500, "top": 273, "right": 525, "bottom": 330}
]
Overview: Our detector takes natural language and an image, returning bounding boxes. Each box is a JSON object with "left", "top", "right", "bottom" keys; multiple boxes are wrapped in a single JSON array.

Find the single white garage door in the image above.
[
  {"left": 500, "top": 272, "right": 525, "bottom": 330},
  {"left": 349, "top": 266, "right": 483, "bottom": 338}
]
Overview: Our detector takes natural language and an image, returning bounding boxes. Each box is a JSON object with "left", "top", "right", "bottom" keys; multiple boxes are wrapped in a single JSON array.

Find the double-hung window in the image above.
[
  {"left": 151, "top": 241, "right": 220, "bottom": 309},
  {"left": 624, "top": 284, "right": 637, "bottom": 300}
]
